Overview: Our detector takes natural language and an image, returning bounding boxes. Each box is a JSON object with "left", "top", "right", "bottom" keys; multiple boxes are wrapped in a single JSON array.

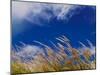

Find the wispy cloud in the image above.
[
  {"left": 12, "top": 44, "right": 44, "bottom": 62},
  {"left": 12, "top": 1, "right": 82, "bottom": 26}
]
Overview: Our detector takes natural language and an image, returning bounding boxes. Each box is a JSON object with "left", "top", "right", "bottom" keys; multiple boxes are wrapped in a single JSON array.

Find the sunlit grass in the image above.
[{"left": 11, "top": 35, "right": 96, "bottom": 75}]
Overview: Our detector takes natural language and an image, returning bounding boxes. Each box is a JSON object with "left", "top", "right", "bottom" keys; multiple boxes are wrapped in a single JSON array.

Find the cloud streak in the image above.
[
  {"left": 12, "top": 44, "right": 44, "bottom": 62},
  {"left": 12, "top": 1, "right": 82, "bottom": 26}
]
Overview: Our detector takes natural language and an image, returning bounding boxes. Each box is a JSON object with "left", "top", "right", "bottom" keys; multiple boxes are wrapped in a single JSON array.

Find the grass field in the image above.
[{"left": 11, "top": 36, "right": 96, "bottom": 75}]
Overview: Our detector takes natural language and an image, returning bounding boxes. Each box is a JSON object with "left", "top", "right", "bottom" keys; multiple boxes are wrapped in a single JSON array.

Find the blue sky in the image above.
[{"left": 12, "top": 1, "right": 96, "bottom": 48}]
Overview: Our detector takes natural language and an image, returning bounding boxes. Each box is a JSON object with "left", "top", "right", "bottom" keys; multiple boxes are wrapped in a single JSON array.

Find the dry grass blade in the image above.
[{"left": 11, "top": 36, "right": 96, "bottom": 75}]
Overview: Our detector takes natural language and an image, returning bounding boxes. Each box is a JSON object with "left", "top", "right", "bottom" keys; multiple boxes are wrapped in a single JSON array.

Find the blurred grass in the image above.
[{"left": 11, "top": 36, "right": 96, "bottom": 75}]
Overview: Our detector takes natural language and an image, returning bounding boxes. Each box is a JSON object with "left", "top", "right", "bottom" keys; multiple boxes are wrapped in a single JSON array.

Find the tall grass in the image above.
[{"left": 11, "top": 35, "right": 96, "bottom": 75}]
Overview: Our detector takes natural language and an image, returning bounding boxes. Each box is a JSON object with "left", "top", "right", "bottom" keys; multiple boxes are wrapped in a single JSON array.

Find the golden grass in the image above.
[{"left": 11, "top": 35, "right": 96, "bottom": 75}]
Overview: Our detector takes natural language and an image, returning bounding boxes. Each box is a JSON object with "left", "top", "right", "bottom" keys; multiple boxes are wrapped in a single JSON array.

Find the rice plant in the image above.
[{"left": 11, "top": 35, "right": 96, "bottom": 75}]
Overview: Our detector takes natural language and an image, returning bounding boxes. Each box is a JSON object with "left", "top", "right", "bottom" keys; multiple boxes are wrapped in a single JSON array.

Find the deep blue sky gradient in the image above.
[{"left": 12, "top": 5, "right": 96, "bottom": 48}]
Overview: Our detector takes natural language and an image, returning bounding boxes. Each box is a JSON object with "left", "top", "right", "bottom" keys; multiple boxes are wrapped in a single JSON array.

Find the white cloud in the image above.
[
  {"left": 12, "top": 1, "right": 81, "bottom": 26},
  {"left": 11, "top": 44, "right": 44, "bottom": 62},
  {"left": 56, "top": 5, "right": 80, "bottom": 20},
  {"left": 12, "top": 1, "right": 33, "bottom": 20},
  {"left": 14, "top": 44, "right": 44, "bottom": 61}
]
